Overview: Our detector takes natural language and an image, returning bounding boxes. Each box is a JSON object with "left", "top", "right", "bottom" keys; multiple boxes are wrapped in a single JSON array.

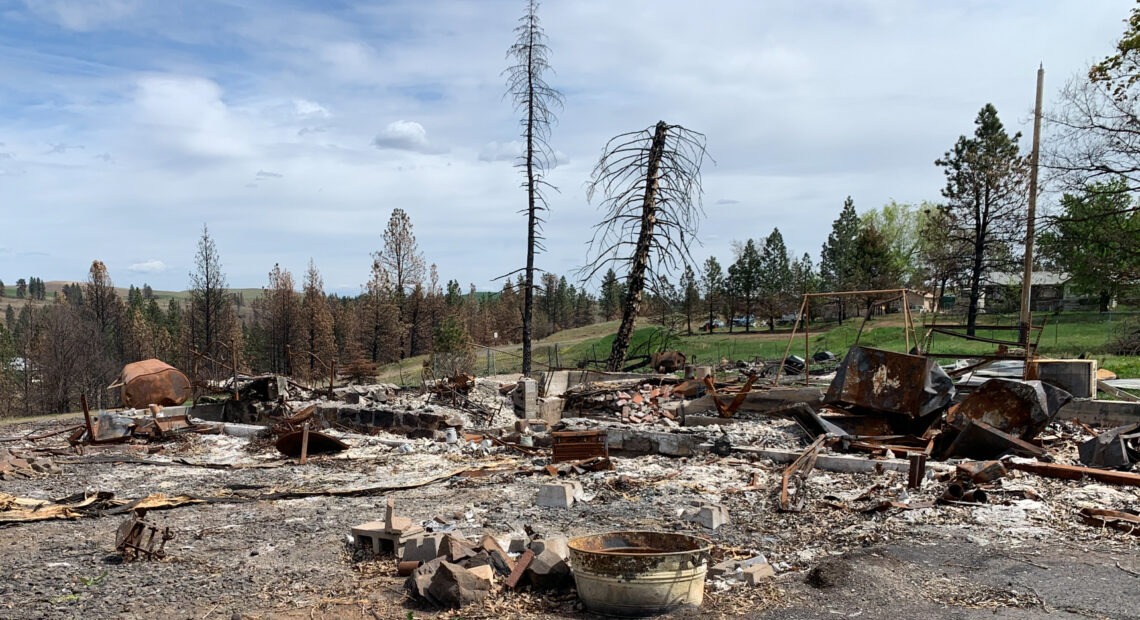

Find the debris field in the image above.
[{"left": 1, "top": 351, "right": 1140, "bottom": 619}]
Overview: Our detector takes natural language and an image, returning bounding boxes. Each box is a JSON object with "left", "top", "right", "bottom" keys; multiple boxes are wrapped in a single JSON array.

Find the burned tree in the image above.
[
  {"left": 505, "top": 0, "right": 563, "bottom": 376},
  {"left": 582, "top": 121, "right": 708, "bottom": 371}
]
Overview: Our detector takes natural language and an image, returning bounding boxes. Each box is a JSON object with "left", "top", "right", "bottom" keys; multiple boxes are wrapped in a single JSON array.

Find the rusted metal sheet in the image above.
[
  {"left": 115, "top": 510, "right": 174, "bottom": 561},
  {"left": 118, "top": 359, "right": 192, "bottom": 408},
  {"left": 946, "top": 379, "right": 1071, "bottom": 440},
  {"left": 1007, "top": 459, "right": 1140, "bottom": 487},
  {"left": 551, "top": 430, "right": 609, "bottom": 463},
  {"left": 944, "top": 419, "right": 1048, "bottom": 460},
  {"left": 1078, "top": 508, "right": 1140, "bottom": 535},
  {"left": 824, "top": 347, "right": 955, "bottom": 418},
  {"left": 1078, "top": 423, "right": 1140, "bottom": 468},
  {"left": 275, "top": 429, "right": 348, "bottom": 457}
]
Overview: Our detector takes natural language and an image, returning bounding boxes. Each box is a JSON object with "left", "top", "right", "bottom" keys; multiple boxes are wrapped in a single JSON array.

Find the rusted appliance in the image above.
[{"left": 115, "top": 359, "right": 191, "bottom": 408}]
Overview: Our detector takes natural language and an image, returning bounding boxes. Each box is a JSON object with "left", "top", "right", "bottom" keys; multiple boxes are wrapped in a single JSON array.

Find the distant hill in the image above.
[{"left": 0, "top": 281, "right": 264, "bottom": 312}]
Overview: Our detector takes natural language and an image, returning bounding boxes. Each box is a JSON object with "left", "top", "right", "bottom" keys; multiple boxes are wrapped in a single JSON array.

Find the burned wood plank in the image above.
[{"left": 779, "top": 436, "right": 825, "bottom": 512}]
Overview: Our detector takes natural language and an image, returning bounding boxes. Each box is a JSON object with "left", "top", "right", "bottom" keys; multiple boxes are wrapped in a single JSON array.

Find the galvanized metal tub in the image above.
[{"left": 568, "top": 531, "right": 712, "bottom": 617}]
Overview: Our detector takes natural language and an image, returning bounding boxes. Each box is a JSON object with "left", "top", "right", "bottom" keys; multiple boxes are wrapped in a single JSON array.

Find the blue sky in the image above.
[{"left": 0, "top": 0, "right": 1129, "bottom": 293}]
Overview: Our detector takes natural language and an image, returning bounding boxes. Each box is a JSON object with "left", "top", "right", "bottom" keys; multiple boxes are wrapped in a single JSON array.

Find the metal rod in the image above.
[{"left": 300, "top": 422, "right": 310, "bottom": 465}]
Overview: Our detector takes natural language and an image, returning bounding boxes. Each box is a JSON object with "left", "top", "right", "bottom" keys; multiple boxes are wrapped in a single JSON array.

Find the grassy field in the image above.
[
  {"left": 379, "top": 309, "right": 1140, "bottom": 385},
  {"left": 0, "top": 281, "right": 264, "bottom": 312}
]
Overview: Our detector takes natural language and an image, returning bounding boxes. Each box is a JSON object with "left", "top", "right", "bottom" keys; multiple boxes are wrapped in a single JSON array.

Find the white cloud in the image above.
[
  {"left": 22, "top": 0, "right": 140, "bottom": 31},
  {"left": 372, "top": 120, "right": 443, "bottom": 154},
  {"left": 478, "top": 140, "right": 522, "bottom": 162},
  {"left": 293, "top": 98, "right": 330, "bottom": 119},
  {"left": 127, "top": 259, "right": 166, "bottom": 274},
  {"left": 131, "top": 75, "right": 255, "bottom": 160}
]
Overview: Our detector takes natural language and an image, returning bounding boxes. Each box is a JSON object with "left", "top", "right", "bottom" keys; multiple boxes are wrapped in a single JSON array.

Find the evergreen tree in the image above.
[
  {"left": 700, "top": 256, "right": 724, "bottom": 332},
  {"left": 758, "top": 228, "right": 792, "bottom": 332},
  {"left": 187, "top": 225, "right": 241, "bottom": 378},
  {"left": 728, "top": 239, "right": 762, "bottom": 333},
  {"left": 598, "top": 269, "right": 622, "bottom": 321},
  {"left": 936, "top": 104, "right": 1027, "bottom": 335},
  {"left": 820, "top": 196, "right": 861, "bottom": 322},
  {"left": 680, "top": 264, "right": 700, "bottom": 335}
]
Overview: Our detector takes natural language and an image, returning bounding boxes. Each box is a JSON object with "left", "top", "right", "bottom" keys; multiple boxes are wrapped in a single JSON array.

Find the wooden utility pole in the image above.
[{"left": 1020, "top": 64, "right": 1044, "bottom": 353}]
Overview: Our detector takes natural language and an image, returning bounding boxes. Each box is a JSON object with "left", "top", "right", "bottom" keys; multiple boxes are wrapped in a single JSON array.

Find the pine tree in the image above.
[
  {"left": 936, "top": 104, "right": 1026, "bottom": 335},
  {"left": 187, "top": 225, "right": 241, "bottom": 379},
  {"left": 700, "top": 257, "right": 724, "bottom": 332},
  {"left": 820, "top": 197, "right": 862, "bottom": 322},
  {"left": 728, "top": 240, "right": 762, "bottom": 333},
  {"left": 759, "top": 229, "right": 792, "bottom": 332},
  {"left": 506, "top": 0, "right": 563, "bottom": 375}
]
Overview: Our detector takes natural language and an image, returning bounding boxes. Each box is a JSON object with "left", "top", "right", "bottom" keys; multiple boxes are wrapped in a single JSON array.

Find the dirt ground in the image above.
[{"left": 2, "top": 409, "right": 1139, "bottom": 620}]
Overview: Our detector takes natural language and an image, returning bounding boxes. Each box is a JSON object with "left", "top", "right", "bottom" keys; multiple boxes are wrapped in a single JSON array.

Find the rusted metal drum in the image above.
[
  {"left": 568, "top": 531, "right": 712, "bottom": 617},
  {"left": 119, "top": 359, "right": 191, "bottom": 408}
]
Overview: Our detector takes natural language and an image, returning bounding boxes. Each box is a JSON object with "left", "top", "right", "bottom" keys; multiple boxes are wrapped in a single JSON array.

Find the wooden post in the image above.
[
  {"left": 81, "top": 394, "right": 93, "bottom": 440},
  {"left": 299, "top": 422, "right": 310, "bottom": 465},
  {"left": 1020, "top": 65, "right": 1044, "bottom": 362}
]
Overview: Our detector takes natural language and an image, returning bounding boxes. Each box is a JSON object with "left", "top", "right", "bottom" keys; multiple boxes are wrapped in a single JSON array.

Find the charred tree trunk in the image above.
[{"left": 607, "top": 122, "right": 668, "bottom": 371}]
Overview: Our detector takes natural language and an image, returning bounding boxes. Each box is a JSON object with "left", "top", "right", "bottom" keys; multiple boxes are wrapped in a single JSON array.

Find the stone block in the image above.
[
  {"left": 688, "top": 504, "right": 729, "bottom": 530},
  {"left": 401, "top": 533, "right": 446, "bottom": 563},
  {"left": 742, "top": 563, "right": 776, "bottom": 585},
  {"left": 537, "top": 482, "right": 576, "bottom": 508},
  {"left": 515, "top": 378, "right": 538, "bottom": 417},
  {"left": 426, "top": 561, "right": 491, "bottom": 608},
  {"left": 538, "top": 397, "right": 564, "bottom": 424},
  {"left": 528, "top": 535, "right": 569, "bottom": 561},
  {"left": 657, "top": 433, "right": 695, "bottom": 456},
  {"left": 527, "top": 549, "right": 572, "bottom": 589}
]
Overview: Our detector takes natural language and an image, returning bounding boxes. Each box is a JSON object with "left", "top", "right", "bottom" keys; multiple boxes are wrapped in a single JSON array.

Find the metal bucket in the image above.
[{"left": 568, "top": 531, "right": 712, "bottom": 617}]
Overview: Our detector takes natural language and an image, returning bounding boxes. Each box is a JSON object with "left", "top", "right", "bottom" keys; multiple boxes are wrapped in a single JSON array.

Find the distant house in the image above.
[{"left": 980, "top": 272, "right": 1101, "bottom": 312}]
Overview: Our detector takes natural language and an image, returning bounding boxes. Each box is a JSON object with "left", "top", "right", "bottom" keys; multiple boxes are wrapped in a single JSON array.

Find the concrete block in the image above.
[
  {"left": 352, "top": 520, "right": 423, "bottom": 557},
  {"left": 516, "top": 378, "right": 538, "bottom": 418},
  {"left": 538, "top": 397, "right": 564, "bottom": 424},
  {"left": 656, "top": 433, "right": 695, "bottom": 456},
  {"left": 537, "top": 482, "right": 576, "bottom": 508},
  {"left": 529, "top": 535, "right": 569, "bottom": 561},
  {"left": 694, "top": 366, "right": 713, "bottom": 382},
  {"left": 688, "top": 504, "right": 729, "bottom": 530},
  {"left": 742, "top": 563, "right": 776, "bottom": 585},
  {"left": 400, "top": 533, "right": 446, "bottom": 563}
]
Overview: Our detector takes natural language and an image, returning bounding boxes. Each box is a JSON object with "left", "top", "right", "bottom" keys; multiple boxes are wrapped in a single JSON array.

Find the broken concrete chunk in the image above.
[
  {"left": 426, "top": 561, "right": 491, "bottom": 608},
  {"left": 442, "top": 534, "right": 478, "bottom": 562},
  {"left": 527, "top": 549, "right": 571, "bottom": 589},
  {"left": 742, "top": 562, "right": 776, "bottom": 585},
  {"left": 537, "top": 482, "right": 580, "bottom": 508},
  {"left": 528, "top": 535, "right": 569, "bottom": 561},
  {"left": 686, "top": 504, "right": 729, "bottom": 530},
  {"left": 400, "top": 533, "right": 445, "bottom": 562}
]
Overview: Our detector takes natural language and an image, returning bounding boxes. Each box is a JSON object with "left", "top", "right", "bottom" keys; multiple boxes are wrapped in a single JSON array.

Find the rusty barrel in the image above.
[
  {"left": 568, "top": 531, "right": 712, "bottom": 617},
  {"left": 119, "top": 359, "right": 191, "bottom": 408}
]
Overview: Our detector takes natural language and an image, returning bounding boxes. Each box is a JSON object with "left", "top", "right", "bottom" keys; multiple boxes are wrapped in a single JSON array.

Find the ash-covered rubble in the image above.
[{"left": 2, "top": 351, "right": 1140, "bottom": 618}]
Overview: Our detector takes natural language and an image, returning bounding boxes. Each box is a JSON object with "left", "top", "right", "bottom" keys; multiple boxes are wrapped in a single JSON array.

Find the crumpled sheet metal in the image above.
[
  {"left": 824, "top": 347, "right": 955, "bottom": 418},
  {"left": 947, "top": 379, "right": 1072, "bottom": 440}
]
